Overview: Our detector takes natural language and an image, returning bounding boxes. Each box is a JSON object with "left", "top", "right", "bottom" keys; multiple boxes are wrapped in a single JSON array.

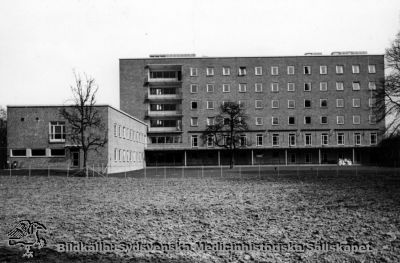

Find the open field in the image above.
[{"left": 0, "top": 167, "right": 400, "bottom": 262}]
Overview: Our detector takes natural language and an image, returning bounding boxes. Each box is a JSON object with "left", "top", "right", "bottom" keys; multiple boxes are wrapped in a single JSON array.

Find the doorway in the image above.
[{"left": 71, "top": 151, "right": 80, "bottom": 167}]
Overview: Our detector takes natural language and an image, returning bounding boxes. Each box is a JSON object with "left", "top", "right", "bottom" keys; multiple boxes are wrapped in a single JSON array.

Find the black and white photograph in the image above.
[{"left": 1, "top": 0, "right": 400, "bottom": 262}]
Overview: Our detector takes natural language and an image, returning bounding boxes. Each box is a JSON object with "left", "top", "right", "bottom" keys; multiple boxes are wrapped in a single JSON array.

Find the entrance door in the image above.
[{"left": 72, "top": 151, "right": 80, "bottom": 167}]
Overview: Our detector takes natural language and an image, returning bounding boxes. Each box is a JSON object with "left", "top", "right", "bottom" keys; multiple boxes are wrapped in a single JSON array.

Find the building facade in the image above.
[
  {"left": 120, "top": 53, "right": 385, "bottom": 166},
  {"left": 7, "top": 105, "right": 147, "bottom": 173}
]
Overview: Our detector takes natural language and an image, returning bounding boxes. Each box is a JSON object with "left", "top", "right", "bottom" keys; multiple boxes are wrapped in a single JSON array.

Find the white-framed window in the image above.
[
  {"left": 369, "top": 115, "right": 376, "bottom": 124},
  {"left": 337, "top": 116, "right": 345, "bottom": 125},
  {"left": 370, "top": 133, "right": 377, "bottom": 145},
  {"left": 337, "top": 133, "right": 345, "bottom": 145},
  {"left": 352, "top": 81, "right": 360, "bottom": 90},
  {"left": 222, "top": 84, "right": 230, "bottom": 92},
  {"left": 206, "top": 117, "right": 215, "bottom": 126},
  {"left": 207, "top": 101, "right": 214, "bottom": 109},
  {"left": 320, "top": 82, "right": 328, "bottom": 91},
  {"left": 190, "top": 84, "right": 198, "bottom": 93},
  {"left": 206, "top": 67, "right": 214, "bottom": 76},
  {"left": 118, "top": 149, "right": 122, "bottom": 161},
  {"left": 255, "top": 83, "right": 263, "bottom": 92},
  {"left": 272, "top": 133, "right": 280, "bottom": 146},
  {"left": 31, "top": 149, "right": 46, "bottom": 157},
  {"left": 238, "top": 100, "right": 245, "bottom": 109},
  {"left": 206, "top": 84, "right": 214, "bottom": 93},
  {"left": 288, "top": 100, "right": 295, "bottom": 109},
  {"left": 368, "top": 64, "right": 376, "bottom": 74},
  {"left": 304, "top": 83, "right": 311, "bottom": 91},
  {"left": 303, "top": 66, "right": 311, "bottom": 75},
  {"left": 287, "top": 82, "right": 295, "bottom": 92},
  {"left": 336, "top": 99, "right": 344, "bottom": 108},
  {"left": 304, "top": 99, "right": 311, "bottom": 108},
  {"left": 288, "top": 116, "right": 295, "bottom": 125},
  {"left": 353, "top": 115, "right": 361, "bottom": 124},
  {"left": 271, "top": 100, "right": 279, "bottom": 109},
  {"left": 256, "top": 134, "right": 263, "bottom": 146},
  {"left": 207, "top": 135, "right": 214, "bottom": 147},
  {"left": 354, "top": 133, "right": 361, "bottom": 146},
  {"left": 190, "top": 67, "right": 198, "bottom": 76},
  {"left": 239, "top": 83, "right": 247, "bottom": 92},
  {"left": 191, "top": 101, "right": 198, "bottom": 109},
  {"left": 321, "top": 133, "right": 329, "bottom": 145},
  {"left": 223, "top": 67, "right": 230, "bottom": 76},
  {"left": 255, "top": 117, "right": 263, "bottom": 126},
  {"left": 336, "top": 65, "right": 344, "bottom": 74},
  {"left": 289, "top": 133, "right": 296, "bottom": 146},
  {"left": 255, "top": 66, "right": 262, "bottom": 75},
  {"left": 369, "top": 98, "right": 376, "bottom": 108},
  {"left": 304, "top": 133, "right": 312, "bottom": 146},
  {"left": 118, "top": 125, "right": 121, "bottom": 137},
  {"left": 190, "top": 117, "right": 198, "bottom": 127},
  {"left": 238, "top": 66, "right": 247, "bottom": 76},
  {"left": 10, "top": 149, "right": 26, "bottom": 157},
  {"left": 320, "top": 116, "right": 328, "bottom": 124},
  {"left": 113, "top": 123, "right": 117, "bottom": 137},
  {"left": 320, "top": 99, "right": 327, "bottom": 108},
  {"left": 255, "top": 100, "right": 263, "bottom": 109},
  {"left": 49, "top": 121, "right": 66, "bottom": 142},
  {"left": 239, "top": 135, "right": 247, "bottom": 147},
  {"left": 352, "top": 64, "right": 360, "bottom": 74},
  {"left": 336, "top": 82, "right": 344, "bottom": 91},
  {"left": 271, "top": 66, "right": 279, "bottom": 75},
  {"left": 191, "top": 135, "right": 198, "bottom": 147},
  {"left": 271, "top": 82, "right": 279, "bottom": 92},
  {"left": 287, "top": 66, "right": 295, "bottom": 75},
  {"left": 271, "top": 117, "right": 279, "bottom": 125},
  {"left": 368, "top": 81, "right": 376, "bottom": 90},
  {"left": 114, "top": 148, "right": 117, "bottom": 161},
  {"left": 320, "top": 65, "right": 327, "bottom": 75},
  {"left": 304, "top": 116, "right": 311, "bottom": 124},
  {"left": 351, "top": 98, "right": 360, "bottom": 108}
]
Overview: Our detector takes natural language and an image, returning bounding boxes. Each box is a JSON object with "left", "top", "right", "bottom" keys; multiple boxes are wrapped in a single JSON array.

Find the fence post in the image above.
[
  {"left": 201, "top": 166, "right": 204, "bottom": 179},
  {"left": 48, "top": 166, "right": 50, "bottom": 177},
  {"left": 67, "top": 164, "right": 69, "bottom": 177},
  {"left": 9, "top": 166, "right": 11, "bottom": 177},
  {"left": 239, "top": 165, "right": 242, "bottom": 180},
  {"left": 86, "top": 166, "right": 88, "bottom": 178},
  {"left": 220, "top": 165, "right": 223, "bottom": 178},
  {"left": 258, "top": 164, "right": 261, "bottom": 180},
  {"left": 144, "top": 166, "right": 147, "bottom": 179},
  {"left": 29, "top": 165, "right": 31, "bottom": 177},
  {"left": 277, "top": 165, "right": 280, "bottom": 177},
  {"left": 181, "top": 166, "right": 184, "bottom": 179},
  {"left": 93, "top": 164, "right": 95, "bottom": 177},
  {"left": 316, "top": 166, "right": 319, "bottom": 178}
]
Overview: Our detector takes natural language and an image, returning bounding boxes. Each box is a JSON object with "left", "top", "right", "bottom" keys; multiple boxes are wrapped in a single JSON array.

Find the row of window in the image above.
[
  {"left": 113, "top": 148, "right": 144, "bottom": 163},
  {"left": 191, "top": 132, "right": 378, "bottom": 147},
  {"left": 190, "top": 81, "right": 377, "bottom": 93},
  {"left": 10, "top": 148, "right": 66, "bottom": 157},
  {"left": 189, "top": 64, "right": 377, "bottom": 77},
  {"left": 113, "top": 123, "right": 146, "bottom": 143}
]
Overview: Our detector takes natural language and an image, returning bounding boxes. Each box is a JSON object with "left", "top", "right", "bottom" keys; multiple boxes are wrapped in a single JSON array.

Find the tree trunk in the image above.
[
  {"left": 83, "top": 149, "right": 88, "bottom": 177},
  {"left": 230, "top": 148, "right": 234, "bottom": 169}
]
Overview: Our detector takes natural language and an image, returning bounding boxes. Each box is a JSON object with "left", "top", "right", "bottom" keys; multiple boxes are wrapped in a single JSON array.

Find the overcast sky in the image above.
[{"left": 0, "top": 0, "right": 399, "bottom": 109}]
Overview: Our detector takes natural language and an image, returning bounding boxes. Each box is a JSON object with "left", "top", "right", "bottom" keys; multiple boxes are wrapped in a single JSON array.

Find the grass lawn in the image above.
[{"left": 0, "top": 168, "right": 399, "bottom": 262}]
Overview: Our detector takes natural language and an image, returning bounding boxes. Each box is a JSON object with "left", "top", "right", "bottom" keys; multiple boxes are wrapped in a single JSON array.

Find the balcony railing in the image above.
[
  {"left": 145, "top": 92, "right": 182, "bottom": 101},
  {"left": 145, "top": 110, "right": 183, "bottom": 118},
  {"left": 148, "top": 127, "right": 183, "bottom": 133}
]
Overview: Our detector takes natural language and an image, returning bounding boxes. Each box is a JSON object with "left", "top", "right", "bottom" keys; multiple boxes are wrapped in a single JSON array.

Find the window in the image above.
[
  {"left": 288, "top": 100, "right": 295, "bottom": 109},
  {"left": 149, "top": 71, "right": 177, "bottom": 80},
  {"left": 304, "top": 116, "right": 311, "bottom": 124},
  {"left": 321, "top": 134, "right": 328, "bottom": 145},
  {"left": 113, "top": 123, "right": 117, "bottom": 137},
  {"left": 352, "top": 65, "right": 360, "bottom": 74},
  {"left": 206, "top": 84, "right": 214, "bottom": 93},
  {"left": 118, "top": 125, "right": 121, "bottom": 137},
  {"left": 304, "top": 134, "right": 312, "bottom": 146},
  {"left": 114, "top": 149, "right": 117, "bottom": 161},
  {"left": 320, "top": 99, "right": 327, "bottom": 108},
  {"left": 50, "top": 148, "right": 65, "bottom": 157},
  {"left": 368, "top": 65, "right": 376, "bottom": 74},
  {"left": 255, "top": 117, "right": 263, "bottom": 125},
  {"left": 354, "top": 133, "right": 361, "bottom": 146},
  {"left": 255, "top": 83, "right": 263, "bottom": 92},
  {"left": 49, "top": 121, "right": 66, "bottom": 142},
  {"left": 352, "top": 98, "right": 360, "bottom": 108},
  {"left": 190, "top": 68, "right": 198, "bottom": 76},
  {"left": 238, "top": 67, "right": 247, "bottom": 76},
  {"left": 272, "top": 134, "right": 279, "bottom": 146},
  {"left": 206, "top": 67, "right": 214, "bottom": 76},
  {"left": 288, "top": 116, "right": 295, "bottom": 125},
  {"left": 304, "top": 83, "right": 311, "bottom": 91},
  {"left": 239, "top": 83, "right": 247, "bottom": 92},
  {"left": 191, "top": 135, "right": 198, "bottom": 147},
  {"left": 337, "top": 133, "right": 345, "bottom": 145},
  {"left": 321, "top": 116, "right": 328, "bottom": 124},
  {"left": 150, "top": 87, "right": 176, "bottom": 95},
  {"left": 336, "top": 82, "right": 344, "bottom": 91},
  {"left": 352, "top": 81, "right": 360, "bottom": 90},
  {"left": 337, "top": 116, "right": 345, "bottom": 125},
  {"left": 369, "top": 115, "right": 376, "bottom": 124},
  {"left": 353, "top": 115, "right": 361, "bottom": 124},
  {"left": 239, "top": 135, "right": 247, "bottom": 147},
  {"left": 271, "top": 66, "right": 279, "bottom": 75},
  {"left": 191, "top": 101, "right": 198, "bottom": 109},
  {"left": 255, "top": 100, "right": 263, "bottom": 109},
  {"left": 320, "top": 82, "right": 328, "bottom": 91},
  {"left": 272, "top": 117, "right": 279, "bottom": 125},
  {"left": 207, "top": 135, "right": 214, "bottom": 147},
  {"left": 368, "top": 81, "right": 376, "bottom": 90},
  {"left": 287, "top": 66, "right": 295, "bottom": 75},
  {"left": 256, "top": 134, "right": 263, "bottom": 146},
  {"left": 287, "top": 82, "right": 295, "bottom": 92},
  {"left": 207, "top": 101, "right": 214, "bottom": 109},
  {"left": 303, "top": 66, "right": 311, "bottom": 75},
  {"left": 320, "top": 65, "right": 327, "bottom": 75},
  {"left": 336, "top": 65, "right": 344, "bottom": 74},
  {"left": 238, "top": 100, "right": 245, "bottom": 108},
  {"left": 255, "top": 67, "right": 262, "bottom": 75},
  {"left": 206, "top": 117, "right": 215, "bottom": 126},
  {"left": 271, "top": 83, "right": 279, "bottom": 92},
  {"left": 369, "top": 98, "right": 376, "bottom": 108},
  {"left": 370, "top": 133, "right": 377, "bottom": 145},
  {"left": 289, "top": 134, "right": 296, "bottom": 146},
  {"left": 31, "top": 149, "right": 46, "bottom": 157},
  {"left": 223, "top": 67, "right": 230, "bottom": 76},
  {"left": 190, "top": 84, "right": 198, "bottom": 93},
  {"left": 271, "top": 100, "right": 279, "bottom": 109},
  {"left": 11, "top": 149, "right": 26, "bottom": 157},
  {"left": 223, "top": 84, "right": 230, "bottom": 92},
  {"left": 304, "top": 99, "right": 311, "bottom": 108},
  {"left": 336, "top": 99, "right": 344, "bottom": 108}
]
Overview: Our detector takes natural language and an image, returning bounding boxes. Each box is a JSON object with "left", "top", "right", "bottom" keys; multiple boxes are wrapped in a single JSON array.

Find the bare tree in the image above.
[
  {"left": 60, "top": 72, "right": 107, "bottom": 176},
  {"left": 0, "top": 107, "right": 6, "bottom": 168},
  {"left": 202, "top": 102, "right": 249, "bottom": 168}
]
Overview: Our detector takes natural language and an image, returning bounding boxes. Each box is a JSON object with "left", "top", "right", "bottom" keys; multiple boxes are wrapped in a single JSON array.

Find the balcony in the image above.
[
  {"left": 145, "top": 92, "right": 182, "bottom": 101},
  {"left": 148, "top": 127, "right": 183, "bottom": 133},
  {"left": 145, "top": 110, "right": 183, "bottom": 118}
]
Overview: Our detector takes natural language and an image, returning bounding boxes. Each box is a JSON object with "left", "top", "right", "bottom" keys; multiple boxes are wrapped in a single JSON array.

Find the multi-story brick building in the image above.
[
  {"left": 120, "top": 52, "right": 385, "bottom": 166},
  {"left": 7, "top": 105, "right": 147, "bottom": 173}
]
